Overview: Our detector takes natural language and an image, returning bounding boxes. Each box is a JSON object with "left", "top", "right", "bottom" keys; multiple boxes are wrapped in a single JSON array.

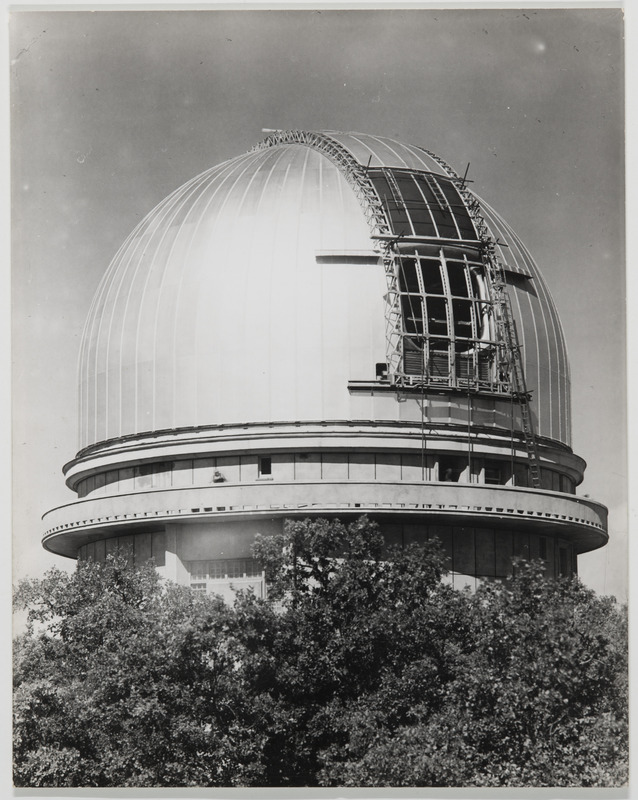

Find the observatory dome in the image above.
[
  {"left": 78, "top": 131, "right": 570, "bottom": 450},
  {"left": 44, "top": 131, "right": 606, "bottom": 587}
]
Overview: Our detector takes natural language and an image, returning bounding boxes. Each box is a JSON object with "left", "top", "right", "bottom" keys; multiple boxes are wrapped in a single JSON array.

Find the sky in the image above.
[{"left": 9, "top": 5, "right": 626, "bottom": 600}]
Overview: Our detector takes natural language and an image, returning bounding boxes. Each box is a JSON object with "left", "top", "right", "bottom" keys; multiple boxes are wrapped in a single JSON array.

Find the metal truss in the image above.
[
  {"left": 417, "top": 147, "right": 541, "bottom": 487},
  {"left": 254, "top": 130, "right": 405, "bottom": 380},
  {"left": 254, "top": 132, "right": 541, "bottom": 485}
]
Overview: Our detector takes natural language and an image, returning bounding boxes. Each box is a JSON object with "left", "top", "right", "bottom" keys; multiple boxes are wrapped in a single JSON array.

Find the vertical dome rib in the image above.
[
  {"left": 46, "top": 130, "right": 608, "bottom": 582},
  {"left": 479, "top": 199, "right": 570, "bottom": 443},
  {"left": 79, "top": 132, "right": 572, "bottom": 449}
]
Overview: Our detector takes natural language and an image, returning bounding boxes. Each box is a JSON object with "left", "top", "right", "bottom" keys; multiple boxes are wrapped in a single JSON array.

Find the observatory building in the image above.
[{"left": 43, "top": 130, "right": 608, "bottom": 597}]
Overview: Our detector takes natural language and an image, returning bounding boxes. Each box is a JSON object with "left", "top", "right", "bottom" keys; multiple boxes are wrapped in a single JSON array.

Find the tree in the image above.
[
  {"left": 13, "top": 518, "right": 628, "bottom": 787},
  {"left": 13, "top": 555, "right": 267, "bottom": 786},
  {"left": 315, "top": 560, "right": 628, "bottom": 787}
]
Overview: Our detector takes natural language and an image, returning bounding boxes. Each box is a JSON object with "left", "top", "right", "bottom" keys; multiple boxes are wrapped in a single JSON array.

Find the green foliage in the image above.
[{"left": 13, "top": 519, "right": 628, "bottom": 787}]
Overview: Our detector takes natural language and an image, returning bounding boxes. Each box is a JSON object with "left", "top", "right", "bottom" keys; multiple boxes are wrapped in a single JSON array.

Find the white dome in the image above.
[{"left": 78, "top": 132, "right": 571, "bottom": 449}]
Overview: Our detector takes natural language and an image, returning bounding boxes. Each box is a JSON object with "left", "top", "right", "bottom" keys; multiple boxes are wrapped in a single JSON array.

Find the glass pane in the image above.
[
  {"left": 447, "top": 262, "right": 470, "bottom": 296},
  {"left": 438, "top": 179, "right": 476, "bottom": 239},
  {"left": 401, "top": 296, "right": 424, "bottom": 334},
  {"left": 426, "top": 297, "right": 447, "bottom": 336},
  {"left": 398, "top": 258, "right": 420, "bottom": 293},
  {"left": 440, "top": 456, "right": 464, "bottom": 481},
  {"left": 452, "top": 299, "right": 474, "bottom": 338},
  {"left": 484, "top": 460, "right": 502, "bottom": 484},
  {"left": 419, "top": 258, "right": 444, "bottom": 294},
  {"left": 370, "top": 172, "right": 411, "bottom": 235},
  {"left": 396, "top": 174, "right": 436, "bottom": 237}
]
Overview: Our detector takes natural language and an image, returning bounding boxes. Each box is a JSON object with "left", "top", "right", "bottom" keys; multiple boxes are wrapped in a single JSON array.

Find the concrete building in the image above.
[{"left": 42, "top": 130, "right": 608, "bottom": 597}]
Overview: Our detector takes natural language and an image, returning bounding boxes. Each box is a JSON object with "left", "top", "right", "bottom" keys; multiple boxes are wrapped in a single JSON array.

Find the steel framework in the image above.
[
  {"left": 253, "top": 130, "right": 405, "bottom": 379},
  {"left": 418, "top": 147, "right": 541, "bottom": 487},
  {"left": 254, "top": 131, "right": 541, "bottom": 487}
]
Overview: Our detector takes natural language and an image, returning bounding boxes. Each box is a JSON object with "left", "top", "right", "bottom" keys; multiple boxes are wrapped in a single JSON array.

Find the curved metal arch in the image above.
[
  {"left": 254, "top": 130, "right": 391, "bottom": 236},
  {"left": 254, "top": 129, "right": 404, "bottom": 377},
  {"left": 254, "top": 133, "right": 540, "bottom": 485},
  {"left": 417, "top": 147, "right": 541, "bottom": 486}
]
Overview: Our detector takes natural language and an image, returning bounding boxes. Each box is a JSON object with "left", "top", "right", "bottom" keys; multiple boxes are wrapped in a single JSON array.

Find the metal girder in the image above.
[
  {"left": 253, "top": 130, "right": 405, "bottom": 380},
  {"left": 253, "top": 132, "right": 541, "bottom": 488},
  {"left": 417, "top": 147, "right": 542, "bottom": 488}
]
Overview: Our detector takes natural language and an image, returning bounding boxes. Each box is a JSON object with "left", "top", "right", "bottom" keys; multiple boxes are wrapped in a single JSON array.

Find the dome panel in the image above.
[
  {"left": 80, "top": 144, "right": 381, "bottom": 447},
  {"left": 78, "top": 132, "right": 572, "bottom": 452},
  {"left": 321, "top": 131, "right": 447, "bottom": 172}
]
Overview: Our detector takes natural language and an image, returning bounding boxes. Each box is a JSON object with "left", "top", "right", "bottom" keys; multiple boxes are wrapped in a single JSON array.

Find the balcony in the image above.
[{"left": 43, "top": 479, "right": 607, "bottom": 558}]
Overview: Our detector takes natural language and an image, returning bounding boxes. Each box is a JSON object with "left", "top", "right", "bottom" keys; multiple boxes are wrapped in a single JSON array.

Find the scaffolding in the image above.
[
  {"left": 255, "top": 131, "right": 541, "bottom": 488},
  {"left": 254, "top": 130, "right": 405, "bottom": 378},
  {"left": 418, "top": 148, "right": 542, "bottom": 488}
]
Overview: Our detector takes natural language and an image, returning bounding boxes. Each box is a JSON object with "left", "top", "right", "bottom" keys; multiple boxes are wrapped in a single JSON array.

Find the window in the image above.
[
  {"left": 513, "top": 463, "right": 529, "bottom": 488},
  {"left": 187, "top": 559, "right": 262, "bottom": 582},
  {"left": 259, "top": 456, "right": 272, "bottom": 477},
  {"left": 539, "top": 537, "right": 547, "bottom": 560},
  {"left": 396, "top": 246, "right": 497, "bottom": 389},
  {"left": 366, "top": 167, "right": 508, "bottom": 392},
  {"left": 368, "top": 168, "right": 476, "bottom": 241},
  {"left": 484, "top": 460, "right": 502, "bottom": 485},
  {"left": 439, "top": 456, "right": 465, "bottom": 483}
]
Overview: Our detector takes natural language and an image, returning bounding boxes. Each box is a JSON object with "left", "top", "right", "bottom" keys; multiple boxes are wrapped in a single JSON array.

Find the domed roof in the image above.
[{"left": 78, "top": 131, "right": 571, "bottom": 450}]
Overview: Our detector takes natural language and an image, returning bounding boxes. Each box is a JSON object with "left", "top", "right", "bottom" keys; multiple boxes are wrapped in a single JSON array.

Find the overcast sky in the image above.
[{"left": 10, "top": 6, "right": 626, "bottom": 599}]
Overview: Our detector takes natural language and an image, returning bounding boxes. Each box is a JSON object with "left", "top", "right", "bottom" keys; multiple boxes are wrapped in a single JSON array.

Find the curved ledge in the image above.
[
  {"left": 62, "top": 420, "right": 585, "bottom": 491},
  {"left": 43, "top": 481, "right": 607, "bottom": 559}
]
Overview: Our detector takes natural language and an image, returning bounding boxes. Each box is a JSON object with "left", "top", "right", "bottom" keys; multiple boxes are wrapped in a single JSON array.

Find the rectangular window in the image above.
[
  {"left": 438, "top": 179, "right": 476, "bottom": 239},
  {"left": 541, "top": 469, "right": 553, "bottom": 491},
  {"left": 484, "top": 461, "right": 502, "bottom": 485},
  {"left": 452, "top": 299, "right": 474, "bottom": 338},
  {"left": 401, "top": 295, "right": 424, "bottom": 334},
  {"left": 396, "top": 174, "right": 436, "bottom": 237},
  {"left": 259, "top": 456, "right": 272, "bottom": 477},
  {"left": 539, "top": 537, "right": 548, "bottom": 560},
  {"left": 440, "top": 456, "right": 465, "bottom": 483},
  {"left": 425, "top": 297, "right": 448, "bottom": 336},
  {"left": 559, "top": 548, "right": 569, "bottom": 577},
  {"left": 446, "top": 262, "right": 470, "bottom": 297},
  {"left": 398, "top": 258, "right": 420, "bottom": 293},
  {"left": 419, "top": 257, "right": 445, "bottom": 294},
  {"left": 513, "top": 463, "right": 529, "bottom": 488},
  {"left": 187, "top": 559, "right": 262, "bottom": 581}
]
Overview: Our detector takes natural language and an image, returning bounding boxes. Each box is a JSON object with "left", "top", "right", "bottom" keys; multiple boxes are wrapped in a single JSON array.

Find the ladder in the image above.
[
  {"left": 484, "top": 243, "right": 542, "bottom": 488},
  {"left": 424, "top": 173, "right": 448, "bottom": 212},
  {"left": 418, "top": 148, "right": 542, "bottom": 489}
]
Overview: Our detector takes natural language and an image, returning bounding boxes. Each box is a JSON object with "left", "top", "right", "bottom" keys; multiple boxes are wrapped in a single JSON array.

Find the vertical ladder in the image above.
[
  {"left": 418, "top": 147, "right": 542, "bottom": 488},
  {"left": 484, "top": 243, "right": 542, "bottom": 488},
  {"left": 423, "top": 173, "right": 448, "bottom": 212}
]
